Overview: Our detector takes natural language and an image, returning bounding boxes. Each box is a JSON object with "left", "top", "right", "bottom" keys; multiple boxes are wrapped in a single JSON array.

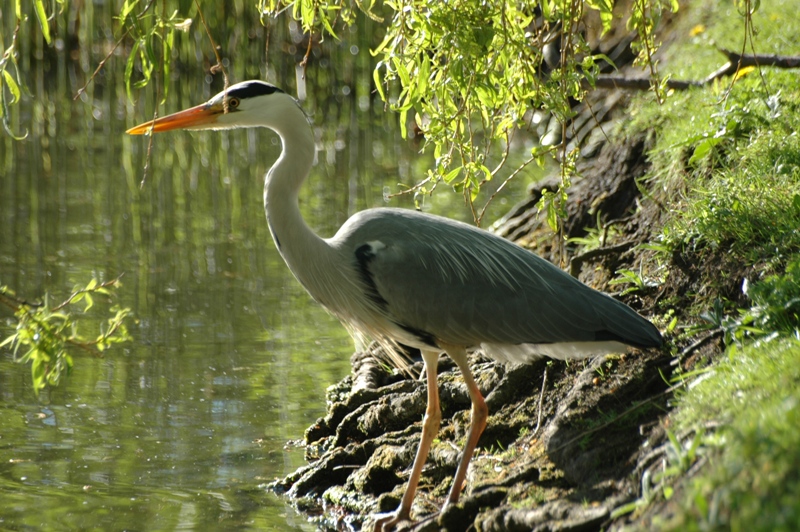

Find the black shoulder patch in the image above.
[
  {"left": 228, "top": 81, "right": 284, "bottom": 100},
  {"left": 354, "top": 244, "right": 389, "bottom": 310},
  {"left": 354, "top": 243, "right": 438, "bottom": 349}
]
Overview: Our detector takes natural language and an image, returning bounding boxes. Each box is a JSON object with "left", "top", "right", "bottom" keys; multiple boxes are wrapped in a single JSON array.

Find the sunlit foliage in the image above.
[
  {"left": 0, "top": 278, "right": 132, "bottom": 395},
  {"left": 3, "top": 0, "right": 678, "bottom": 224},
  {"left": 259, "top": 0, "right": 677, "bottom": 224}
]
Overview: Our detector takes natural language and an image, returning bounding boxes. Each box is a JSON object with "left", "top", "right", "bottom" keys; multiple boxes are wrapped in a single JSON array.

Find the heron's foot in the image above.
[{"left": 371, "top": 509, "right": 412, "bottom": 532}]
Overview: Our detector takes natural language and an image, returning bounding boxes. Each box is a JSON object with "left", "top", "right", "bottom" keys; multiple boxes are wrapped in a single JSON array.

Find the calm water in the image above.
[
  {"left": 0, "top": 24, "right": 539, "bottom": 532},
  {"left": 0, "top": 86, "right": 364, "bottom": 530}
]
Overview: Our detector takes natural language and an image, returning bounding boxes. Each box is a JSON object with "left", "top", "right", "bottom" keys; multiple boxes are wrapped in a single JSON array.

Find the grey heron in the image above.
[{"left": 127, "top": 80, "right": 663, "bottom": 531}]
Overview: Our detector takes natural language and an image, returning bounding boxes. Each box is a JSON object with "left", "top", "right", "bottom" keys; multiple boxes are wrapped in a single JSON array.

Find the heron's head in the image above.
[{"left": 127, "top": 80, "right": 301, "bottom": 135}]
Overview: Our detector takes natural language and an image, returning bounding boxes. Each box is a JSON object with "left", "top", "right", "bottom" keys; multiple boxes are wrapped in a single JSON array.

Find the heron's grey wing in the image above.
[{"left": 346, "top": 210, "right": 659, "bottom": 349}]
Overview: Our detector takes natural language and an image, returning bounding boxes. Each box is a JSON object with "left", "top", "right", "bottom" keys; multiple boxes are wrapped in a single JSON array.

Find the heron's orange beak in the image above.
[{"left": 126, "top": 102, "right": 222, "bottom": 135}]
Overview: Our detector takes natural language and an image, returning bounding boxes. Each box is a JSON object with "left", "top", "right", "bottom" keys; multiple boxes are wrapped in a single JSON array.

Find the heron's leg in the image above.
[
  {"left": 374, "top": 349, "right": 442, "bottom": 532},
  {"left": 441, "top": 344, "right": 488, "bottom": 509}
]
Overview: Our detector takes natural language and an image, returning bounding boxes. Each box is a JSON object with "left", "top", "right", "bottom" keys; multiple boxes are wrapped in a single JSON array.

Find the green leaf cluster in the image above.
[
  {"left": 263, "top": 0, "right": 672, "bottom": 222},
  {"left": 626, "top": 0, "right": 679, "bottom": 103},
  {"left": 368, "top": 0, "right": 600, "bottom": 209},
  {"left": 2, "top": 0, "right": 192, "bottom": 123},
  {"left": 0, "top": 1, "right": 31, "bottom": 139},
  {"left": 118, "top": 1, "right": 193, "bottom": 103},
  {"left": 5, "top": 0, "right": 675, "bottom": 227},
  {"left": 0, "top": 278, "right": 132, "bottom": 395}
]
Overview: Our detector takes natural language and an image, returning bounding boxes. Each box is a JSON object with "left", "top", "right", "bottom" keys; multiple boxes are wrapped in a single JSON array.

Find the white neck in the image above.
[{"left": 262, "top": 105, "right": 333, "bottom": 300}]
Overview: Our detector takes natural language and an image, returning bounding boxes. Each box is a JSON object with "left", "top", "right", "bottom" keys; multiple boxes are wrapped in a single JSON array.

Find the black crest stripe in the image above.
[{"left": 228, "top": 82, "right": 284, "bottom": 99}]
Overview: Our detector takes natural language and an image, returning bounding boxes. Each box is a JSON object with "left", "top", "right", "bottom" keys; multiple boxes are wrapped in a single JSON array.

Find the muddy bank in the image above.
[{"left": 271, "top": 345, "right": 675, "bottom": 531}]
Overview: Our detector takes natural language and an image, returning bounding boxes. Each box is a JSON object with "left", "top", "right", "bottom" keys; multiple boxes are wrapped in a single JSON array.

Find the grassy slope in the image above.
[
  {"left": 614, "top": 0, "right": 800, "bottom": 528},
  {"left": 666, "top": 339, "right": 800, "bottom": 530}
]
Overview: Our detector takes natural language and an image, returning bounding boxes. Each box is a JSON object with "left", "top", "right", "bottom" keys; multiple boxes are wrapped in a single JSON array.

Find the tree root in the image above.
[{"left": 594, "top": 49, "right": 800, "bottom": 91}]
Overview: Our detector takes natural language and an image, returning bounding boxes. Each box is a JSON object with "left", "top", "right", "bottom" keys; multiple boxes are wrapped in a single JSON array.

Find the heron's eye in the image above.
[{"left": 228, "top": 98, "right": 240, "bottom": 109}]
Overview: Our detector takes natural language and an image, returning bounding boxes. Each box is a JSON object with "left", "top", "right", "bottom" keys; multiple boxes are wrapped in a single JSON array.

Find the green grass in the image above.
[
  {"left": 624, "top": 0, "right": 800, "bottom": 270},
  {"left": 663, "top": 339, "right": 800, "bottom": 531},
  {"left": 619, "top": 70, "right": 800, "bottom": 350},
  {"left": 665, "top": 76, "right": 800, "bottom": 264},
  {"left": 610, "top": 2, "right": 800, "bottom": 528},
  {"left": 661, "top": 0, "right": 800, "bottom": 81},
  {"left": 628, "top": 71, "right": 800, "bottom": 268},
  {"left": 618, "top": 0, "right": 800, "bottom": 348},
  {"left": 746, "top": 256, "right": 800, "bottom": 334},
  {"left": 620, "top": 68, "right": 800, "bottom": 341}
]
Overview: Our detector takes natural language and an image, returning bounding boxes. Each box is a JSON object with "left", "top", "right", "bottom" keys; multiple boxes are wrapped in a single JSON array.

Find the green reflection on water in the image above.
[
  {"left": 1, "top": 6, "right": 542, "bottom": 529},
  {"left": 0, "top": 95, "right": 356, "bottom": 529}
]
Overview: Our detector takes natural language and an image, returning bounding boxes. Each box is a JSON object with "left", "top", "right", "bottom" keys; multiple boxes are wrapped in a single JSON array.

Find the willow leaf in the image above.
[{"left": 33, "top": 0, "right": 52, "bottom": 44}]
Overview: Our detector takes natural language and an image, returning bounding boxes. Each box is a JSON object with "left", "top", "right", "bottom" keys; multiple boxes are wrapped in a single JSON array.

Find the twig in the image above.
[
  {"left": 569, "top": 240, "right": 636, "bottom": 278},
  {"left": 140, "top": 45, "right": 164, "bottom": 189},
  {"left": 140, "top": 117, "right": 157, "bottom": 189},
  {"left": 194, "top": 0, "right": 229, "bottom": 95},
  {"left": 51, "top": 274, "right": 125, "bottom": 311},
  {"left": 476, "top": 155, "right": 541, "bottom": 227},
  {"left": 74, "top": 30, "right": 131, "bottom": 100},
  {"left": 264, "top": 11, "right": 272, "bottom": 71},
  {"left": 532, "top": 366, "right": 548, "bottom": 435},
  {"left": 592, "top": 50, "right": 800, "bottom": 93},
  {"left": 634, "top": 0, "right": 665, "bottom": 103},
  {"left": 385, "top": 175, "right": 435, "bottom": 201},
  {"left": 593, "top": 75, "right": 700, "bottom": 91},
  {"left": 481, "top": 130, "right": 512, "bottom": 187},
  {"left": 582, "top": 97, "right": 612, "bottom": 146},
  {"left": 0, "top": 289, "right": 43, "bottom": 310},
  {"left": 299, "top": 33, "right": 314, "bottom": 79},
  {"left": 79, "top": 0, "right": 157, "bottom": 101},
  {"left": 672, "top": 329, "right": 724, "bottom": 366},
  {"left": 64, "top": 337, "right": 105, "bottom": 358}
]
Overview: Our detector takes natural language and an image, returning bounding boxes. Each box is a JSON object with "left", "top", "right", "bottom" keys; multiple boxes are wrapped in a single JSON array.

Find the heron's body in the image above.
[
  {"left": 317, "top": 207, "right": 656, "bottom": 359},
  {"left": 128, "top": 80, "right": 663, "bottom": 531}
]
